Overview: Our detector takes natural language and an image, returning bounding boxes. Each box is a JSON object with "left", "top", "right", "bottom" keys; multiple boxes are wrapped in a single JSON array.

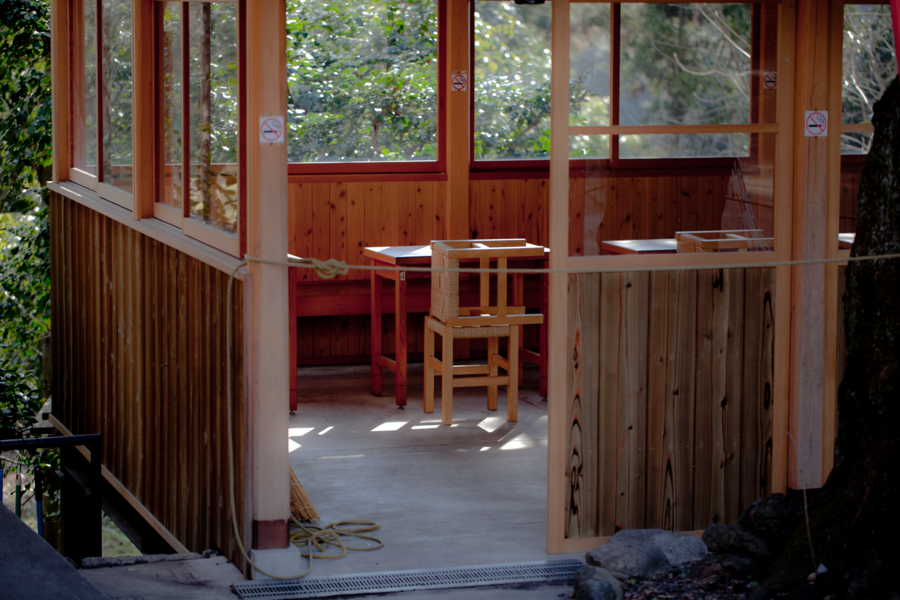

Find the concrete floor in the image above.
[
  {"left": 87, "top": 362, "right": 584, "bottom": 600},
  {"left": 287, "top": 362, "right": 583, "bottom": 578}
]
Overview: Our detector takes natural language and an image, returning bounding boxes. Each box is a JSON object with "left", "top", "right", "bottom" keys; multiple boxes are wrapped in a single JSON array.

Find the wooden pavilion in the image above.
[{"left": 45, "top": 0, "right": 893, "bottom": 577}]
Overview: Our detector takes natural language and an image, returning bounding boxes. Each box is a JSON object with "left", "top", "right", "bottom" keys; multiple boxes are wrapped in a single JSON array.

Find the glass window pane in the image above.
[
  {"left": 569, "top": 134, "right": 609, "bottom": 160},
  {"left": 189, "top": 2, "right": 238, "bottom": 234},
  {"left": 570, "top": 3, "right": 611, "bottom": 127},
  {"left": 160, "top": 2, "right": 183, "bottom": 209},
  {"left": 101, "top": 0, "right": 133, "bottom": 192},
  {"left": 474, "top": 1, "right": 552, "bottom": 161},
  {"left": 842, "top": 4, "right": 897, "bottom": 126},
  {"left": 620, "top": 133, "right": 749, "bottom": 159},
  {"left": 575, "top": 135, "right": 775, "bottom": 256},
  {"left": 286, "top": 0, "right": 438, "bottom": 163},
  {"left": 76, "top": 0, "right": 98, "bottom": 175},
  {"left": 619, "top": 4, "right": 751, "bottom": 128}
]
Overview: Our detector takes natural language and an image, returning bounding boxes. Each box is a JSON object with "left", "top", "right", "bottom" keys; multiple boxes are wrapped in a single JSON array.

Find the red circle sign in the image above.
[
  {"left": 763, "top": 72, "right": 777, "bottom": 90},
  {"left": 451, "top": 74, "right": 467, "bottom": 91},
  {"left": 261, "top": 118, "right": 283, "bottom": 142},
  {"left": 805, "top": 111, "right": 827, "bottom": 136}
]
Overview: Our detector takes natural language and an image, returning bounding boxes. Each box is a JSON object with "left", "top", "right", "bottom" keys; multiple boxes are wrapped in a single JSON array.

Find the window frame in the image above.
[
  {"left": 151, "top": 0, "right": 245, "bottom": 258},
  {"left": 470, "top": 0, "right": 770, "bottom": 174},
  {"left": 69, "top": 0, "right": 135, "bottom": 212},
  {"left": 285, "top": 0, "right": 447, "bottom": 176}
]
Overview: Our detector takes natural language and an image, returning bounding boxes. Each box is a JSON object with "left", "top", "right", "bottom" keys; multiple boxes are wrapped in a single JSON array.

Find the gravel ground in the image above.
[{"left": 622, "top": 562, "right": 761, "bottom": 600}]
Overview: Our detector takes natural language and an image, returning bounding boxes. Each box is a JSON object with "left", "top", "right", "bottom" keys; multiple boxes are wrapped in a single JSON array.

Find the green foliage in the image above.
[
  {"left": 0, "top": 0, "right": 52, "bottom": 213},
  {"left": 286, "top": 0, "right": 439, "bottom": 162},
  {"left": 1, "top": 0, "right": 53, "bottom": 477}
]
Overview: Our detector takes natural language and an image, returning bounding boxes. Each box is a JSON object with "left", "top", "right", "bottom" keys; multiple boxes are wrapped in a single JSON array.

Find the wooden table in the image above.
[
  {"left": 601, "top": 239, "right": 678, "bottom": 255},
  {"left": 364, "top": 244, "right": 549, "bottom": 406}
]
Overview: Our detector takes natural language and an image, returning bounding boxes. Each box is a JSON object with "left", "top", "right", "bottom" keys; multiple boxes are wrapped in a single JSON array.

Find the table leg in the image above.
[
  {"left": 289, "top": 266, "right": 298, "bottom": 412},
  {"left": 513, "top": 272, "right": 525, "bottom": 386},
  {"left": 371, "top": 269, "right": 383, "bottom": 396},
  {"left": 395, "top": 273, "right": 408, "bottom": 406},
  {"left": 540, "top": 263, "right": 549, "bottom": 399}
]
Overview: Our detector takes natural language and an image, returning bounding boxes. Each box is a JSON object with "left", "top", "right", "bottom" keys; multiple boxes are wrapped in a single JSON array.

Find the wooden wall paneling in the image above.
[
  {"left": 347, "top": 182, "right": 367, "bottom": 279},
  {"left": 565, "top": 274, "right": 599, "bottom": 538},
  {"left": 433, "top": 181, "right": 447, "bottom": 241},
  {"left": 670, "top": 270, "right": 697, "bottom": 532},
  {"left": 516, "top": 179, "right": 529, "bottom": 240},
  {"left": 619, "top": 271, "right": 649, "bottom": 529},
  {"left": 838, "top": 172, "right": 860, "bottom": 233},
  {"left": 633, "top": 177, "right": 651, "bottom": 240},
  {"left": 596, "top": 178, "right": 617, "bottom": 247},
  {"left": 597, "top": 272, "right": 620, "bottom": 535},
  {"left": 645, "top": 271, "right": 674, "bottom": 530},
  {"left": 382, "top": 182, "right": 400, "bottom": 247},
  {"left": 723, "top": 269, "right": 746, "bottom": 522},
  {"left": 582, "top": 175, "right": 606, "bottom": 256},
  {"left": 468, "top": 180, "right": 484, "bottom": 239},
  {"left": 296, "top": 183, "right": 314, "bottom": 279},
  {"left": 487, "top": 180, "right": 503, "bottom": 240},
  {"left": 398, "top": 182, "right": 415, "bottom": 247},
  {"left": 615, "top": 178, "right": 634, "bottom": 242},
  {"left": 648, "top": 178, "right": 664, "bottom": 239},
  {"left": 679, "top": 176, "right": 699, "bottom": 234},
  {"left": 569, "top": 177, "right": 585, "bottom": 256},
  {"left": 415, "top": 182, "right": 435, "bottom": 245},
  {"left": 664, "top": 177, "right": 680, "bottom": 237},
  {"left": 312, "top": 183, "right": 330, "bottom": 265},
  {"left": 697, "top": 176, "right": 714, "bottom": 231},
  {"left": 500, "top": 179, "right": 521, "bottom": 239},
  {"left": 365, "top": 182, "right": 384, "bottom": 252},
  {"left": 330, "top": 182, "right": 348, "bottom": 281}
]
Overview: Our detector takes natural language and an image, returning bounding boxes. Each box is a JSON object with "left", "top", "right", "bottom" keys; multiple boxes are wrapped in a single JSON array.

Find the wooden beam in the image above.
[
  {"left": 245, "top": 0, "right": 290, "bottom": 540},
  {"left": 50, "top": 0, "right": 70, "bottom": 184},
  {"left": 788, "top": 0, "right": 839, "bottom": 490},
  {"left": 445, "top": 0, "right": 469, "bottom": 239},
  {"left": 771, "top": 0, "right": 797, "bottom": 496},
  {"left": 547, "top": 0, "right": 570, "bottom": 555},
  {"left": 132, "top": 0, "right": 155, "bottom": 219}
]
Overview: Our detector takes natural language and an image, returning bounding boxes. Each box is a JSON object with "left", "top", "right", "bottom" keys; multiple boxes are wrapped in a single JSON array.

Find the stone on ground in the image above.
[
  {"left": 585, "top": 529, "right": 708, "bottom": 579},
  {"left": 573, "top": 565, "right": 621, "bottom": 600}
]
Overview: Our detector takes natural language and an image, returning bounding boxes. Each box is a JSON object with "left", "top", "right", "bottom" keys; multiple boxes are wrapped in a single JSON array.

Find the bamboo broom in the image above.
[{"left": 290, "top": 467, "right": 319, "bottom": 522}]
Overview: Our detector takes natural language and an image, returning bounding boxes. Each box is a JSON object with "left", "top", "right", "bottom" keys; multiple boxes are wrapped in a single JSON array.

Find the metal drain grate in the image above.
[{"left": 232, "top": 559, "right": 582, "bottom": 599}]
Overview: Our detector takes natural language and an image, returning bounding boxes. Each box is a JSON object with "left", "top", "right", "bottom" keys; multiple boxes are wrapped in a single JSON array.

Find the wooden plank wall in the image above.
[
  {"left": 565, "top": 268, "right": 775, "bottom": 537},
  {"left": 839, "top": 171, "right": 861, "bottom": 233},
  {"left": 50, "top": 192, "right": 248, "bottom": 569}
]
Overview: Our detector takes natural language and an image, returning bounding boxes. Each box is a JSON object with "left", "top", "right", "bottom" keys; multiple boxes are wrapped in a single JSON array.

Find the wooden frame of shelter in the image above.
[{"left": 44, "top": 0, "right": 887, "bottom": 576}]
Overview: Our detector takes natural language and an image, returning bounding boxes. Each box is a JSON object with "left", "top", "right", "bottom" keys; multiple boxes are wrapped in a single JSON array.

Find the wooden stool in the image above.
[{"left": 423, "top": 240, "right": 544, "bottom": 425}]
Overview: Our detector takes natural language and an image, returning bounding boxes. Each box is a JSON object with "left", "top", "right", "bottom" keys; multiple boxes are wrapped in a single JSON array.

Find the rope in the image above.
[
  {"left": 225, "top": 248, "right": 900, "bottom": 579},
  {"left": 259, "top": 251, "right": 900, "bottom": 276}
]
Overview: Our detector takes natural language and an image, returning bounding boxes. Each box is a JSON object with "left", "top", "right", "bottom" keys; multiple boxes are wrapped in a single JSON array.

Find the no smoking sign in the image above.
[
  {"left": 763, "top": 72, "right": 777, "bottom": 90},
  {"left": 259, "top": 116, "right": 285, "bottom": 144},
  {"left": 451, "top": 70, "right": 468, "bottom": 92},
  {"left": 804, "top": 110, "right": 828, "bottom": 137}
]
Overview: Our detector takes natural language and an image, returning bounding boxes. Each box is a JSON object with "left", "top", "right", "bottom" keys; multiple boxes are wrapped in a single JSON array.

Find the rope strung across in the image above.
[{"left": 226, "top": 250, "right": 900, "bottom": 579}]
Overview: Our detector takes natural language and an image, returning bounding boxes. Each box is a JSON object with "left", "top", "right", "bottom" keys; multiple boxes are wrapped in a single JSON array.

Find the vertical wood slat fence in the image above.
[
  {"left": 50, "top": 192, "right": 248, "bottom": 569},
  {"left": 566, "top": 268, "right": 775, "bottom": 538}
]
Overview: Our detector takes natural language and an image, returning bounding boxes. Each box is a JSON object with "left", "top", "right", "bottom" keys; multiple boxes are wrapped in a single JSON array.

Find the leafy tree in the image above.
[
  {"left": 286, "top": 0, "right": 439, "bottom": 162},
  {"left": 1, "top": 0, "right": 55, "bottom": 495}
]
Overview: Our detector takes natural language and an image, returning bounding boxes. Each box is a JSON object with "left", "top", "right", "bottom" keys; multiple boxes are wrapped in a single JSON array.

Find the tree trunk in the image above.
[{"left": 756, "top": 77, "right": 900, "bottom": 599}]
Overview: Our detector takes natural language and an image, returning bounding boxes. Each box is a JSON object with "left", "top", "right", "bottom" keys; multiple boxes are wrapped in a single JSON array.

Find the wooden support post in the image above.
[
  {"left": 788, "top": 0, "right": 841, "bottom": 490},
  {"left": 771, "top": 0, "right": 798, "bottom": 497},
  {"left": 546, "top": 0, "right": 570, "bottom": 554},
  {"left": 132, "top": 0, "right": 155, "bottom": 219},
  {"left": 446, "top": 0, "right": 469, "bottom": 239},
  {"left": 245, "top": 0, "right": 290, "bottom": 547},
  {"left": 50, "top": 0, "right": 70, "bottom": 184}
]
